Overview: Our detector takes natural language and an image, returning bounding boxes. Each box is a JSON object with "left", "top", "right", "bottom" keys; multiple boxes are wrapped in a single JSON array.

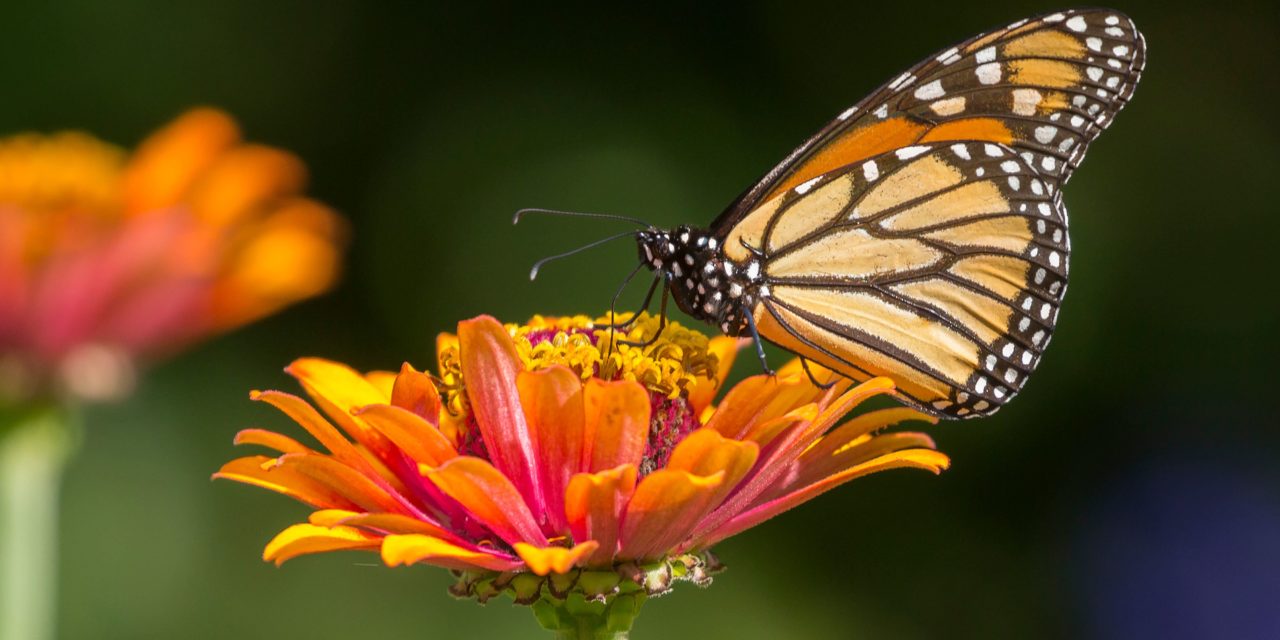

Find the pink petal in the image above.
[
  {"left": 565, "top": 464, "right": 637, "bottom": 566},
  {"left": 617, "top": 469, "right": 724, "bottom": 561},
  {"left": 517, "top": 366, "right": 584, "bottom": 534},
  {"left": 425, "top": 456, "right": 548, "bottom": 547},
  {"left": 697, "top": 449, "right": 949, "bottom": 548},
  {"left": 457, "top": 316, "right": 546, "bottom": 516}
]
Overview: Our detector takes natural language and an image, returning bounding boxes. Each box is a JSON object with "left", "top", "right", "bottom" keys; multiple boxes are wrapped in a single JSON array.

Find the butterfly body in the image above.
[
  {"left": 586, "top": 9, "right": 1144, "bottom": 420},
  {"left": 636, "top": 226, "right": 763, "bottom": 337}
]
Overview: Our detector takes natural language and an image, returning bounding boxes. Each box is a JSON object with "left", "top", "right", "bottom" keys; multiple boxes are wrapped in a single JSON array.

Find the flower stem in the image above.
[
  {"left": 531, "top": 591, "right": 646, "bottom": 640},
  {"left": 1, "top": 404, "right": 78, "bottom": 640}
]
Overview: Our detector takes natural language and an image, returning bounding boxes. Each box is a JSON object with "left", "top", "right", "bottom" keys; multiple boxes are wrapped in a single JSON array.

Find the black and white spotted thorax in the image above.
[{"left": 636, "top": 225, "right": 766, "bottom": 337}]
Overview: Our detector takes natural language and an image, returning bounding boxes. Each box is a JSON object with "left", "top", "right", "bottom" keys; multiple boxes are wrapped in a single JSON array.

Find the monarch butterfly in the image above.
[{"left": 518, "top": 8, "right": 1145, "bottom": 419}]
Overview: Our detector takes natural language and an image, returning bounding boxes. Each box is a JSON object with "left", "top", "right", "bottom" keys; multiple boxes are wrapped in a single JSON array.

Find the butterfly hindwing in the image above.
[
  {"left": 724, "top": 141, "right": 1068, "bottom": 418},
  {"left": 714, "top": 8, "right": 1145, "bottom": 229}
]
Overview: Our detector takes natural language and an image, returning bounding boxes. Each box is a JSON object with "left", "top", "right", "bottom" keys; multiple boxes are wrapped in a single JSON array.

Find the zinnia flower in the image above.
[
  {"left": 217, "top": 312, "right": 949, "bottom": 637},
  {"left": 0, "top": 108, "right": 345, "bottom": 402}
]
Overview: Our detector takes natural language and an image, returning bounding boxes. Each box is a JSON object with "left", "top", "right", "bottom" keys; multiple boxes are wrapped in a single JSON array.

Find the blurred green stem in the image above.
[
  {"left": 532, "top": 592, "right": 645, "bottom": 640},
  {"left": 1, "top": 404, "right": 78, "bottom": 640}
]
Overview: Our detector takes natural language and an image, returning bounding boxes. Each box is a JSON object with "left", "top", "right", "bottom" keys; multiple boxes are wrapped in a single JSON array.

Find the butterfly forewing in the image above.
[
  {"left": 714, "top": 8, "right": 1145, "bottom": 229},
  {"left": 724, "top": 141, "right": 1068, "bottom": 418}
]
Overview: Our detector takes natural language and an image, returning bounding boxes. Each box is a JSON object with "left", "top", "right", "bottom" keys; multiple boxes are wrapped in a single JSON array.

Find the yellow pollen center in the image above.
[{"left": 437, "top": 312, "right": 720, "bottom": 418}]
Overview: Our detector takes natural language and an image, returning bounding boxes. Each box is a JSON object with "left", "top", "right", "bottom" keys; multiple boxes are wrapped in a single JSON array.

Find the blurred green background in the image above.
[{"left": 3, "top": 1, "right": 1278, "bottom": 638}]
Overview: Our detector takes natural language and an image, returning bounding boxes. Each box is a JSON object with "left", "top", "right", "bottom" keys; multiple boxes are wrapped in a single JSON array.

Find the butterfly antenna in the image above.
[
  {"left": 513, "top": 208, "right": 653, "bottom": 229},
  {"left": 528, "top": 230, "right": 640, "bottom": 281}
]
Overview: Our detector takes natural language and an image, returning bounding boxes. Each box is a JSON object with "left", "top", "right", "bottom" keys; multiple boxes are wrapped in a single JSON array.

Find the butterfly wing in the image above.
[
  {"left": 724, "top": 142, "right": 1067, "bottom": 418},
  {"left": 712, "top": 8, "right": 1145, "bottom": 232}
]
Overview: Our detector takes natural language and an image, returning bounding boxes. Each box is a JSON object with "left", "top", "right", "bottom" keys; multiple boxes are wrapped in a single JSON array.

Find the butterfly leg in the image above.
[
  {"left": 620, "top": 283, "right": 670, "bottom": 349},
  {"left": 599, "top": 271, "right": 659, "bottom": 330},
  {"left": 743, "top": 311, "right": 774, "bottom": 376},
  {"left": 799, "top": 357, "right": 836, "bottom": 390}
]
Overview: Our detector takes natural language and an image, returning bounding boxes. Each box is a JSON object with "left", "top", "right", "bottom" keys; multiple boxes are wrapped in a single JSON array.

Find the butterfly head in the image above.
[{"left": 636, "top": 225, "right": 759, "bottom": 337}]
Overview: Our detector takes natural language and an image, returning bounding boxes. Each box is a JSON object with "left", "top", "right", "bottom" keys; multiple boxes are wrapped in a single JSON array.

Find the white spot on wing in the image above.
[
  {"left": 1066, "top": 16, "right": 1088, "bottom": 32},
  {"left": 837, "top": 106, "right": 857, "bottom": 121},
  {"left": 976, "top": 46, "right": 997, "bottom": 63},
  {"left": 1034, "top": 125, "right": 1058, "bottom": 144},
  {"left": 975, "top": 62, "right": 1002, "bottom": 85},
  {"left": 930, "top": 96, "right": 966, "bottom": 116},
  {"left": 862, "top": 160, "right": 879, "bottom": 181},
  {"left": 795, "top": 176, "right": 822, "bottom": 194},
  {"left": 936, "top": 47, "right": 961, "bottom": 64},
  {"left": 914, "top": 79, "right": 946, "bottom": 100},
  {"left": 895, "top": 145, "right": 931, "bottom": 160},
  {"left": 950, "top": 143, "right": 971, "bottom": 160},
  {"left": 889, "top": 72, "right": 916, "bottom": 90},
  {"left": 1011, "top": 88, "right": 1042, "bottom": 116}
]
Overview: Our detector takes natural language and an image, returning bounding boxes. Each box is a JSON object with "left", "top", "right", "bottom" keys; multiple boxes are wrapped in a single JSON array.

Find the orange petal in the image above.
[
  {"left": 696, "top": 377, "right": 896, "bottom": 540},
  {"left": 381, "top": 534, "right": 521, "bottom": 572},
  {"left": 213, "top": 456, "right": 359, "bottom": 511},
  {"left": 251, "top": 389, "right": 362, "bottom": 466},
  {"left": 517, "top": 366, "right": 585, "bottom": 534},
  {"left": 799, "top": 408, "right": 937, "bottom": 466},
  {"left": 233, "top": 428, "right": 312, "bottom": 455},
  {"left": 699, "top": 449, "right": 950, "bottom": 548},
  {"left": 306, "top": 510, "right": 461, "bottom": 543},
  {"left": 665, "top": 428, "right": 759, "bottom": 507},
  {"left": 307, "top": 509, "right": 361, "bottom": 527},
  {"left": 276, "top": 453, "right": 414, "bottom": 516},
  {"left": 334, "top": 512, "right": 458, "bottom": 539},
  {"left": 688, "top": 336, "right": 746, "bottom": 415},
  {"left": 390, "top": 362, "right": 442, "bottom": 425},
  {"left": 809, "top": 378, "right": 898, "bottom": 437},
  {"left": 425, "top": 456, "right": 547, "bottom": 546},
  {"left": 210, "top": 198, "right": 344, "bottom": 330},
  {"left": 186, "top": 143, "right": 307, "bottom": 227},
  {"left": 565, "top": 465, "right": 638, "bottom": 566},
  {"left": 262, "top": 523, "right": 380, "bottom": 566},
  {"left": 582, "top": 378, "right": 648, "bottom": 473},
  {"left": 786, "top": 432, "right": 940, "bottom": 497},
  {"left": 704, "top": 373, "right": 817, "bottom": 440},
  {"left": 352, "top": 403, "right": 456, "bottom": 467},
  {"left": 284, "top": 358, "right": 396, "bottom": 458},
  {"left": 121, "top": 107, "right": 240, "bottom": 215},
  {"left": 363, "top": 370, "right": 398, "bottom": 399},
  {"left": 457, "top": 316, "right": 545, "bottom": 514},
  {"left": 513, "top": 541, "right": 600, "bottom": 576},
  {"left": 618, "top": 469, "right": 724, "bottom": 561}
]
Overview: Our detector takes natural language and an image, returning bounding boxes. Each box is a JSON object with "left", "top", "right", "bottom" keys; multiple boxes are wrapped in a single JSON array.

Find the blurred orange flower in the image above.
[
  {"left": 0, "top": 108, "right": 345, "bottom": 401},
  {"left": 216, "top": 312, "right": 948, "bottom": 624}
]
